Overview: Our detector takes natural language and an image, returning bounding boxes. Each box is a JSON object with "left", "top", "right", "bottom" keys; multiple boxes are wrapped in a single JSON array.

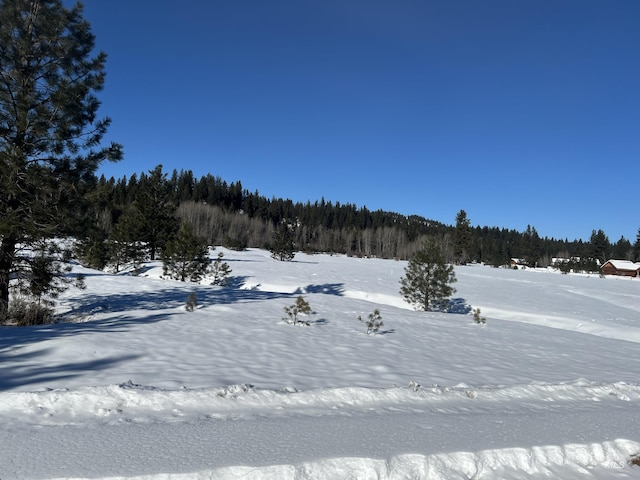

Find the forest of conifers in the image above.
[{"left": 84, "top": 165, "right": 639, "bottom": 270}]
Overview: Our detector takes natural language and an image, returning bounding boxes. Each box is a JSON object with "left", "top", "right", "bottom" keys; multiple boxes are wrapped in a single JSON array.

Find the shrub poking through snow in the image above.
[
  {"left": 630, "top": 454, "right": 640, "bottom": 467},
  {"left": 283, "top": 296, "right": 312, "bottom": 325},
  {"left": 472, "top": 308, "right": 486, "bottom": 324},
  {"left": 359, "top": 308, "right": 384, "bottom": 334},
  {"left": 7, "top": 294, "right": 54, "bottom": 326},
  {"left": 185, "top": 291, "right": 198, "bottom": 312}
]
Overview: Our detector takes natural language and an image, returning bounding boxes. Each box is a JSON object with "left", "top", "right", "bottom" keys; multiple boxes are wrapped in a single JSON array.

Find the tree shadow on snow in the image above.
[
  {"left": 223, "top": 275, "right": 250, "bottom": 289},
  {"left": 310, "top": 318, "right": 329, "bottom": 326},
  {"left": 446, "top": 297, "right": 472, "bottom": 314},
  {"left": 0, "top": 314, "right": 173, "bottom": 390},
  {"left": 378, "top": 328, "right": 396, "bottom": 335},
  {"left": 0, "top": 349, "right": 141, "bottom": 391},
  {"left": 63, "top": 280, "right": 292, "bottom": 318},
  {"left": 295, "top": 283, "right": 345, "bottom": 296}
]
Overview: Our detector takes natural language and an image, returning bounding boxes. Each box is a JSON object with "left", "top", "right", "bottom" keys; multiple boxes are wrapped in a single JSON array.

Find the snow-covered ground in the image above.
[{"left": 1, "top": 248, "right": 639, "bottom": 479}]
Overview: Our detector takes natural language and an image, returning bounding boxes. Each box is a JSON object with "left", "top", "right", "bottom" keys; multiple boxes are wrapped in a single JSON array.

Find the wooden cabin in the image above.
[{"left": 600, "top": 260, "right": 640, "bottom": 277}]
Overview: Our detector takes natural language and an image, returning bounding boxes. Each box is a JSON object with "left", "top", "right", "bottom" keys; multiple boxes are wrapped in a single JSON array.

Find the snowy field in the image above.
[{"left": 1, "top": 248, "right": 639, "bottom": 479}]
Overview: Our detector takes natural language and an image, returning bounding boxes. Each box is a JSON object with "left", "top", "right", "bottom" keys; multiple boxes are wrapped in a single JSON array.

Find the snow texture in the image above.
[{"left": 1, "top": 248, "right": 639, "bottom": 479}]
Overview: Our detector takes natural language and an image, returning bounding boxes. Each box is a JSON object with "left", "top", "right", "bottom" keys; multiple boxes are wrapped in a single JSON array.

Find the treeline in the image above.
[{"left": 80, "top": 165, "right": 640, "bottom": 269}]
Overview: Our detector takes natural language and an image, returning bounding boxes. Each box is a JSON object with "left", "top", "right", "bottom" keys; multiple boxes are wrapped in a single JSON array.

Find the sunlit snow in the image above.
[{"left": 1, "top": 248, "right": 639, "bottom": 479}]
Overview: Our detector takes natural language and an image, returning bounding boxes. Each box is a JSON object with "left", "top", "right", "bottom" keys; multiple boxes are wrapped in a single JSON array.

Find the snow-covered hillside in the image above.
[{"left": 1, "top": 248, "right": 639, "bottom": 479}]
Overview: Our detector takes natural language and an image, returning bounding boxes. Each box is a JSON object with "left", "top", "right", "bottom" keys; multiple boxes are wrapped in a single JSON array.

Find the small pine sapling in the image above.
[
  {"left": 472, "top": 307, "right": 486, "bottom": 324},
  {"left": 283, "top": 296, "right": 312, "bottom": 325},
  {"left": 359, "top": 308, "right": 384, "bottom": 334},
  {"left": 185, "top": 291, "right": 198, "bottom": 312},
  {"left": 211, "top": 251, "right": 232, "bottom": 286}
]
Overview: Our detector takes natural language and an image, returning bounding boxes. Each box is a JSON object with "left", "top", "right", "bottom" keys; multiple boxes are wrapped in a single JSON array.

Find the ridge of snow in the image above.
[
  {"left": 1, "top": 380, "right": 639, "bottom": 427},
  {"left": 46, "top": 440, "right": 640, "bottom": 480}
]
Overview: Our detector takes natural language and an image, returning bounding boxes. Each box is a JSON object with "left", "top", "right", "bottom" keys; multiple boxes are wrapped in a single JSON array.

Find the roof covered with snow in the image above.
[{"left": 602, "top": 259, "right": 640, "bottom": 271}]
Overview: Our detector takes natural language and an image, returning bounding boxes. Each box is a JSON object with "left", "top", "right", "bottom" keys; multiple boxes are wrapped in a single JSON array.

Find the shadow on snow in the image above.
[
  {"left": 0, "top": 314, "right": 172, "bottom": 390},
  {"left": 0, "top": 274, "right": 342, "bottom": 390},
  {"left": 446, "top": 297, "right": 472, "bottom": 314}
]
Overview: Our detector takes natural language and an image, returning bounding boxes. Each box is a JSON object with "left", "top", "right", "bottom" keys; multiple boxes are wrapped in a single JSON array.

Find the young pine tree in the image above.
[
  {"left": 400, "top": 240, "right": 457, "bottom": 312},
  {"left": 211, "top": 251, "right": 232, "bottom": 286},
  {"left": 162, "top": 223, "right": 211, "bottom": 282},
  {"left": 359, "top": 309, "right": 384, "bottom": 334},
  {"left": 283, "top": 296, "right": 312, "bottom": 325},
  {"left": 271, "top": 222, "right": 296, "bottom": 261}
]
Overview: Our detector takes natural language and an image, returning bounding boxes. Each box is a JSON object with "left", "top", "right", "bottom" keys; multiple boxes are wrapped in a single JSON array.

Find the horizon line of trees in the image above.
[{"left": 80, "top": 165, "right": 640, "bottom": 269}]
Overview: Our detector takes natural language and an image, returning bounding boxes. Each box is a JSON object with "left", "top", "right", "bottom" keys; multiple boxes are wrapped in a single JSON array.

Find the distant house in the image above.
[
  {"left": 600, "top": 260, "right": 640, "bottom": 277},
  {"left": 510, "top": 258, "right": 527, "bottom": 269}
]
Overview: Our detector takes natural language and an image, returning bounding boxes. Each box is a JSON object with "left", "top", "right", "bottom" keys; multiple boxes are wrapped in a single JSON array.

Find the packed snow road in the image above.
[{"left": 1, "top": 383, "right": 639, "bottom": 479}]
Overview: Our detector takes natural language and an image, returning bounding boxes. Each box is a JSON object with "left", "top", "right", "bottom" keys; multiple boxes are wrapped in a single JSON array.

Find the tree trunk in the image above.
[{"left": 0, "top": 237, "right": 16, "bottom": 322}]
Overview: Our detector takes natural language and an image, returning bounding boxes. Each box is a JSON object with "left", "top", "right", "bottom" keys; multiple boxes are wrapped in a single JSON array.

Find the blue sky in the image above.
[{"left": 79, "top": 1, "right": 638, "bottom": 242}]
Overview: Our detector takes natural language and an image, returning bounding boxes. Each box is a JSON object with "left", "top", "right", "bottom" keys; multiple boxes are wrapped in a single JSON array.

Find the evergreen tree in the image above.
[
  {"left": 611, "top": 236, "right": 632, "bottom": 260},
  {"left": 76, "top": 174, "right": 117, "bottom": 269},
  {"left": 76, "top": 226, "right": 110, "bottom": 270},
  {"left": 107, "top": 207, "right": 146, "bottom": 273},
  {"left": 589, "top": 229, "right": 611, "bottom": 264},
  {"left": 210, "top": 251, "right": 232, "bottom": 286},
  {"left": 282, "top": 295, "right": 312, "bottom": 326},
  {"left": 453, "top": 210, "right": 471, "bottom": 265},
  {"left": 162, "top": 223, "right": 211, "bottom": 282},
  {"left": 400, "top": 239, "right": 457, "bottom": 311},
  {"left": 0, "top": 0, "right": 122, "bottom": 322},
  {"left": 633, "top": 228, "right": 640, "bottom": 262},
  {"left": 358, "top": 308, "right": 384, "bottom": 334},
  {"left": 522, "top": 225, "right": 541, "bottom": 267},
  {"left": 185, "top": 291, "right": 198, "bottom": 312},
  {"left": 134, "top": 165, "right": 178, "bottom": 260},
  {"left": 271, "top": 221, "right": 296, "bottom": 261}
]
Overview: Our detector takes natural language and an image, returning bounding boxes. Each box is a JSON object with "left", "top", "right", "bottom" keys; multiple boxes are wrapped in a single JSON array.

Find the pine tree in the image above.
[
  {"left": 0, "top": 0, "right": 122, "bottom": 322},
  {"left": 611, "top": 236, "right": 632, "bottom": 260},
  {"left": 522, "top": 225, "right": 541, "bottom": 267},
  {"left": 211, "top": 251, "right": 232, "bottom": 286},
  {"left": 633, "top": 228, "right": 640, "bottom": 262},
  {"left": 283, "top": 296, "right": 312, "bottom": 325},
  {"left": 271, "top": 221, "right": 296, "bottom": 261},
  {"left": 108, "top": 207, "right": 146, "bottom": 273},
  {"left": 358, "top": 308, "right": 384, "bottom": 334},
  {"left": 453, "top": 210, "right": 471, "bottom": 265},
  {"left": 162, "top": 223, "right": 211, "bottom": 282},
  {"left": 400, "top": 239, "right": 457, "bottom": 312},
  {"left": 185, "top": 291, "right": 198, "bottom": 312},
  {"left": 589, "top": 229, "right": 611, "bottom": 264},
  {"left": 134, "top": 165, "right": 178, "bottom": 260}
]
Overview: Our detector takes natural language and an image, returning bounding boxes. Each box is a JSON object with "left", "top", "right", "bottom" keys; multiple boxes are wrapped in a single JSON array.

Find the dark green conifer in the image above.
[
  {"left": 162, "top": 223, "right": 211, "bottom": 282},
  {"left": 400, "top": 239, "right": 457, "bottom": 312},
  {"left": 0, "top": 0, "right": 122, "bottom": 322},
  {"left": 271, "top": 222, "right": 296, "bottom": 261},
  {"left": 453, "top": 210, "right": 471, "bottom": 265}
]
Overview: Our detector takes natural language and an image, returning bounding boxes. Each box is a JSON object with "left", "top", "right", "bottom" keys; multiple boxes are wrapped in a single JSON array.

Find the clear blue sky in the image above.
[{"left": 79, "top": 1, "right": 638, "bottom": 242}]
